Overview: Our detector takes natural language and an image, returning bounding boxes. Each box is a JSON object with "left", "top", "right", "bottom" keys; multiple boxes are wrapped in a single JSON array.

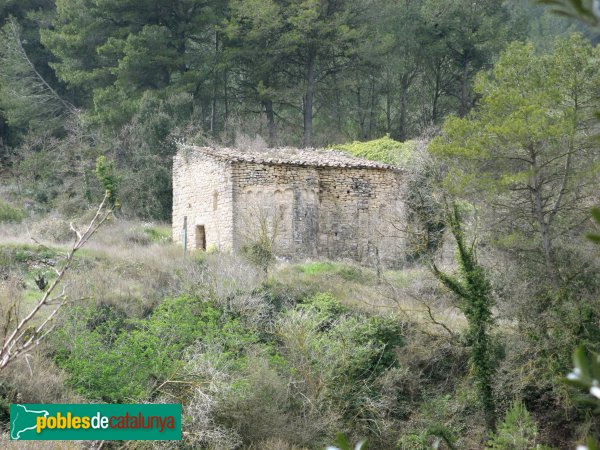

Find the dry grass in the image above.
[
  {"left": 0, "top": 436, "right": 87, "bottom": 449},
  {"left": 249, "top": 439, "right": 309, "bottom": 450},
  {"left": 1, "top": 212, "right": 467, "bottom": 343},
  {"left": 0, "top": 350, "right": 81, "bottom": 404},
  {"left": 275, "top": 260, "right": 467, "bottom": 335}
]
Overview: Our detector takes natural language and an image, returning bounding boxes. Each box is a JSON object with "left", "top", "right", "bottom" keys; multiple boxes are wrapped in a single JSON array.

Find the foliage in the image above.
[
  {"left": 142, "top": 224, "right": 171, "bottom": 244},
  {"left": 431, "top": 34, "right": 600, "bottom": 274},
  {"left": 110, "top": 92, "right": 201, "bottom": 219},
  {"left": 563, "top": 348, "right": 600, "bottom": 449},
  {"left": 0, "top": 17, "right": 72, "bottom": 135},
  {"left": 53, "top": 295, "right": 256, "bottom": 402},
  {"left": 588, "top": 207, "right": 600, "bottom": 243},
  {"left": 536, "top": 0, "right": 600, "bottom": 26},
  {"left": 277, "top": 294, "right": 404, "bottom": 439},
  {"left": 394, "top": 392, "right": 464, "bottom": 450},
  {"left": 432, "top": 203, "right": 496, "bottom": 430},
  {"left": 41, "top": 0, "right": 218, "bottom": 126},
  {"left": 563, "top": 218, "right": 600, "bottom": 445},
  {"left": 331, "top": 136, "right": 415, "bottom": 165},
  {"left": 565, "top": 347, "right": 600, "bottom": 412},
  {"left": 0, "top": 200, "right": 25, "bottom": 223},
  {"left": 0, "top": 195, "right": 113, "bottom": 371},
  {"left": 485, "top": 401, "right": 542, "bottom": 449},
  {"left": 296, "top": 262, "right": 371, "bottom": 283},
  {"left": 0, "top": 0, "right": 579, "bottom": 220},
  {"left": 297, "top": 292, "right": 348, "bottom": 318},
  {"left": 327, "top": 433, "right": 367, "bottom": 450},
  {"left": 403, "top": 139, "right": 446, "bottom": 260},
  {"left": 240, "top": 204, "right": 281, "bottom": 278},
  {"left": 1, "top": 0, "right": 600, "bottom": 447},
  {"left": 94, "top": 156, "right": 119, "bottom": 208}
]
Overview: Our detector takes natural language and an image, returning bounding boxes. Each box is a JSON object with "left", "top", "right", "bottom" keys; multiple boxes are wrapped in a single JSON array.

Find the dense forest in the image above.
[
  {"left": 1, "top": 0, "right": 600, "bottom": 449},
  {"left": 0, "top": 0, "right": 591, "bottom": 219}
]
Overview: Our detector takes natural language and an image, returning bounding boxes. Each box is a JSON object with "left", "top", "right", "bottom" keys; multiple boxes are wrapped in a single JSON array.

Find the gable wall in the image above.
[{"left": 172, "top": 151, "right": 234, "bottom": 252}]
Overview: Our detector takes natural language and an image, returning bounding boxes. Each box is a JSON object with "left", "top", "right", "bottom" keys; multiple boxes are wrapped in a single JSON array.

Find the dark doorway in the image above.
[{"left": 196, "top": 225, "right": 206, "bottom": 250}]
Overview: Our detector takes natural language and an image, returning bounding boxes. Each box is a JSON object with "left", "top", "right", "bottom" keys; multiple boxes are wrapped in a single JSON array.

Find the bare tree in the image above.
[
  {"left": 0, "top": 18, "right": 76, "bottom": 131},
  {"left": 239, "top": 200, "right": 282, "bottom": 280}
]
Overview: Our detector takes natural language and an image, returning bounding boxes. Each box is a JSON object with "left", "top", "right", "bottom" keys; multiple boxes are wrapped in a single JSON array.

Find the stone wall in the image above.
[
  {"left": 316, "top": 167, "right": 405, "bottom": 266},
  {"left": 230, "top": 162, "right": 405, "bottom": 266},
  {"left": 172, "top": 150, "right": 234, "bottom": 252},
  {"left": 231, "top": 162, "right": 320, "bottom": 259}
]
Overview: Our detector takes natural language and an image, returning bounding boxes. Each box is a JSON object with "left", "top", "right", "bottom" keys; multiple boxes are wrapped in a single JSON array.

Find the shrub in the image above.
[
  {"left": 53, "top": 295, "right": 256, "bottom": 402},
  {"left": 330, "top": 136, "right": 415, "bottom": 165},
  {"left": 0, "top": 353, "right": 78, "bottom": 408},
  {"left": 298, "top": 292, "right": 347, "bottom": 319},
  {"left": 29, "top": 216, "right": 72, "bottom": 242},
  {"left": 486, "top": 401, "right": 549, "bottom": 449},
  {"left": 143, "top": 223, "right": 171, "bottom": 244},
  {"left": 276, "top": 296, "right": 405, "bottom": 442},
  {"left": 296, "top": 261, "right": 373, "bottom": 283},
  {"left": 124, "top": 228, "right": 151, "bottom": 246},
  {"left": 0, "top": 200, "right": 25, "bottom": 223}
]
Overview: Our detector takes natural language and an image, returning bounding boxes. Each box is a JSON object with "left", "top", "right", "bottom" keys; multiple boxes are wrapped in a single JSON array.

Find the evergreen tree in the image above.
[{"left": 431, "top": 35, "right": 600, "bottom": 278}]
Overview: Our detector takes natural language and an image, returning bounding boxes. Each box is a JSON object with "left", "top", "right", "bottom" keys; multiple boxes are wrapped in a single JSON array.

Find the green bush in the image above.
[
  {"left": 289, "top": 294, "right": 404, "bottom": 383},
  {"left": 53, "top": 295, "right": 256, "bottom": 402},
  {"left": 142, "top": 224, "right": 171, "bottom": 243},
  {"left": 0, "top": 200, "right": 25, "bottom": 223},
  {"left": 330, "top": 136, "right": 415, "bottom": 165},
  {"left": 486, "top": 401, "right": 551, "bottom": 449},
  {"left": 277, "top": 296, "right": 405, "bottom": 441},
  {"left": 298, "top": 292, "right": 347, "bottom": 318}
]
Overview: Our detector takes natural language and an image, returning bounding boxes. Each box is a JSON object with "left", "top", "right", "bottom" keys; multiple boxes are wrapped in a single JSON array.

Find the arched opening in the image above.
[{"left": 195, "top": 225, "right": 206, "bottom": 250}]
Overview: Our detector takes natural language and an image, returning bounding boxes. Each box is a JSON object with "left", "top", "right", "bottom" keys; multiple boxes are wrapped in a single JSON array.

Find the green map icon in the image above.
[{"left": 10, "top": 404, "right": 49, "bottom": 440}]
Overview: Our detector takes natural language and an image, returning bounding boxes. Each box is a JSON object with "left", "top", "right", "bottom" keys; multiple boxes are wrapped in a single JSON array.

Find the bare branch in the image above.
[{"left": 0, "top": 194, "right": 112, "bottom": 370}]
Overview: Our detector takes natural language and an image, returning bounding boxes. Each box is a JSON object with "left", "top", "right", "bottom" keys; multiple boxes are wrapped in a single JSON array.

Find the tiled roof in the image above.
[{"left": 180, "top": 145, "right": 400, "bottom": 170}]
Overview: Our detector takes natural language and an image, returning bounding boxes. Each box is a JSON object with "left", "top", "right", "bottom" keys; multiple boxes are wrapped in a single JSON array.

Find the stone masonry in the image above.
[{"left": 172, "top": 146, "right": 406, "bottom": 266}]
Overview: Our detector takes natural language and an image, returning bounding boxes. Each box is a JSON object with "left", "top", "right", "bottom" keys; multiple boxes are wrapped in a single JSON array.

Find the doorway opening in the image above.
[{"left": 195, "top": 225, "right": 206, "bottom": 250}]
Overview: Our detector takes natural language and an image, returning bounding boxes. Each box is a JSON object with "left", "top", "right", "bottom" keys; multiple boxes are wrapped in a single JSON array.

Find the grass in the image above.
[
  {"left": 295, "top": 261, "right": 374, "bottom": 283},
  {"left": 0, "top": 220, "right": 188, "bottom": 322},
  {"left": 271, "top": 260, "right": 468, "bottom": 334},
  {"left": 0, "top": 215, "right": 465, "bottom": 334},
  {"left": 296, "top": 261, "right": 336, "bottom": 275},
  {"left": 383, "top": 267, "right": 429, "bottom": 288},
  {"left": 143, "top": 223, "right": 172, "bottom": 243}
]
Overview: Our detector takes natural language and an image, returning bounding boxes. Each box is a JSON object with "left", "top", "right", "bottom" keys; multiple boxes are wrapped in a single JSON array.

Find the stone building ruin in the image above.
[{"left": 172, "top": 145, "right": 405, "bottom": 266}]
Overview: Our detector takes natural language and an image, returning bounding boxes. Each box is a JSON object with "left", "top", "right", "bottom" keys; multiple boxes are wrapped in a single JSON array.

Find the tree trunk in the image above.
[
  {"left": 210, "top": 88, "right": 217, "bottom": 133},
  {"left": 368, "top": 75, "right": 376, "bottom": 139},
  {"left": 303, "top": 48, "right": 317, "bottom": 148},
  {"left": 459, "top": 55, "right": 470, "bottom": 118},
  {"left": 397, "top": 74, "right": 410, "bottom": 141},
  {"left": 431, "top": 61, "right": 442, "bottom": 124},
  {"left": 263, "top": 99, "right": 276, "bottom": 148},
  {"left": 357, "top": 86, "right": 366, "bottom": 139},
  {"left": 210, "top": 31, "right": 219, "bottom": 133},
  {"left": 223, "top": 70, "right": 229, "bottom": 136},
  {"left": 385, "top": 88, "right": 392, "bottom": 135},
  {"left": 530, "top": 149, "right": 554, "bottom": 276}
]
